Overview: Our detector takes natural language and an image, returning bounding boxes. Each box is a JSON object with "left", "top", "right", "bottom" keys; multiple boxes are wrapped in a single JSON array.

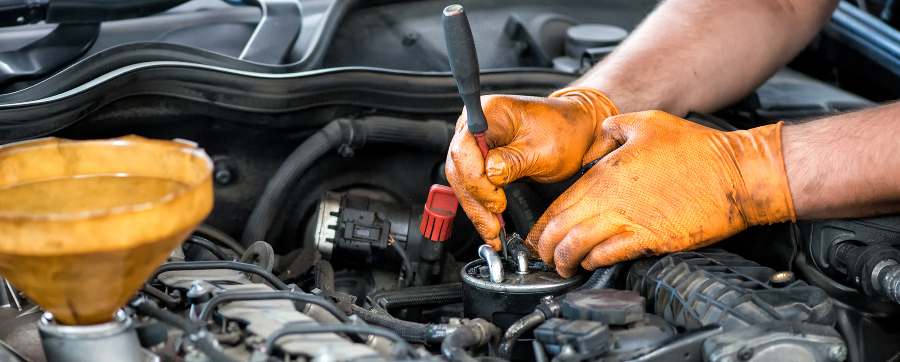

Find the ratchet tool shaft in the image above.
[{"left": 442, "top": 4, "right": 509, "bottom": 247}]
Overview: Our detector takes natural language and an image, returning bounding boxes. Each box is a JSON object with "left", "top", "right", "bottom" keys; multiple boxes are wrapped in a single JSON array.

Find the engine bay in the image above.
[{"left": 1, "top": 1, "right": 900, "bottom": 362}]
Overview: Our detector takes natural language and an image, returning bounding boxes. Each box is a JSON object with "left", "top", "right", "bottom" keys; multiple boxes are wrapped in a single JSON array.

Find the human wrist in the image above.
[{"left": 728, "top": 122, "right": 797, "bottom": 225}]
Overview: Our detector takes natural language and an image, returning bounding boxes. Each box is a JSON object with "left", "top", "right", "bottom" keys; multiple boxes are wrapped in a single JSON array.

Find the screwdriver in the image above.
[{"left": 442, "top": 4, "right": 509, "bottom": 250}]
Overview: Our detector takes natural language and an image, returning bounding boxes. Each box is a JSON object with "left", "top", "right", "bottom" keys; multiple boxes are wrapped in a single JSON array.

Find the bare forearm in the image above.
[
  {"left": 784, "top": 104, "right": 900, "bottom": 219},
  {"left": 573, "top": 0, "right": 837, "bottom": 115}
]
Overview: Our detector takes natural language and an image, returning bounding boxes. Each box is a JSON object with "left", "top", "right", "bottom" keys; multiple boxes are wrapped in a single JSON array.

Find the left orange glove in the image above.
[{"left": 529, "top": 111, "right": 797, "bottom": 277}]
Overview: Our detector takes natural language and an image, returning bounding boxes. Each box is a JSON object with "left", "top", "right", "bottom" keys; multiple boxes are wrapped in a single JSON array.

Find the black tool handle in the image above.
[{"left": 442, "top": 4, "right": 488, "bottom": 134}]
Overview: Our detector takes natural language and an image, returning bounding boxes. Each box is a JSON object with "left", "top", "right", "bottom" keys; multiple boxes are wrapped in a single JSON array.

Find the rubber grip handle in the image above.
[{"left": 442, "top": 4, "right": 488, "bottom": 134}]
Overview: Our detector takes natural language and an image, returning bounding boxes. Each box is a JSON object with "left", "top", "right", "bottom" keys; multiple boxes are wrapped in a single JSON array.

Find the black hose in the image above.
[
  {"left": 503, "top": 183, "right": 543, "bottom": 235},
  {"left": 442, "top": 325, "right": 480, "bottom": 362},
  {"left": 132, "top": 300, "right": 237, "bottom": 362},
  {"left": 497, "top": 311, "right": 545, "bottom": 359},
  {"left": 184, "top": 235, "right": 230, "bottom": 260},
  {"left": 195, "top": 224, "right": 246, "bottom": 255},
  {"left": 196, "top": 291, "right": 349, "bottom": 324},
  {"left": 264, "top": 322, "right": 414, "bottom": 359},
  {"left": 391, "top": 241, "right": 414, "bottom": 287},
  {"left": 441, "top": 320, "right": 499, "bottom": 362},
  {"left": 350, "top": 304, "right": 455, "bottom": 344},
  {"left": 371, "top": 283, "right": 462, "bottom": 310},
  {"left": 142, "top": 285, "right": 180, "bottom": 307},
  {"left": 242, "top": 118, "right": 453, "bottom": 245},
  {"left": 242, "top": 120, "right": 345, "bottom": 244},
  {"left": 152, "top": 261, "right": 289, "bottom": 290},
  {"left": 575, "top": 263, "right": 625, "bottom": 291}
]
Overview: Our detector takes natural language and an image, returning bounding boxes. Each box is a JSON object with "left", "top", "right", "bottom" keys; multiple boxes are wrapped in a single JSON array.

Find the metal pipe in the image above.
[
  {"left": 516, "top": 251, "right": 529, "bottom": 275},
  {"left": 478, "top": 245, "right": 504, "bottom": 283}
]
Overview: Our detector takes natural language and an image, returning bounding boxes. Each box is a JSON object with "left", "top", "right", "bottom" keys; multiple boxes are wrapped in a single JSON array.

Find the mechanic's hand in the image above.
[
  {"left": 445, "top": 87, "right": 619, "bottom": 249},
  {"left": 529, "top": 110, "right": 797, "bottom": 277}
]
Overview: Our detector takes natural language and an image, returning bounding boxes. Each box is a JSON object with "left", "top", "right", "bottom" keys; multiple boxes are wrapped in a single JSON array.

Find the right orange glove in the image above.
[
  {"left": 444, "top": 88, "right": 619, "bottom": 249},
  {"left": 530, "top": 111, "right": 797, "bottom": 277}
]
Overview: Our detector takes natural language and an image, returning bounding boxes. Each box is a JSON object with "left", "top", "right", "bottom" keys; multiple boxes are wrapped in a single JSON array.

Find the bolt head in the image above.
[
  {"left": 737, "top": 346, "right": 754, "bottom": 361},
  {"left": 828, "top": 344, "right": 847, "bottom": 361},
  {"left": 214, "top": 169, "right": 232, "bottom": 185}
]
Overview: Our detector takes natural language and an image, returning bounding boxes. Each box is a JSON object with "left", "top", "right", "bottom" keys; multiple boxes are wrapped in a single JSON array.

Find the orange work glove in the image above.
[
  {"left": 530, "top": 111, "right": 797, "bottom": 277},
  {"left": 444, "top": 87, "right": 619, "bottom": 249}
]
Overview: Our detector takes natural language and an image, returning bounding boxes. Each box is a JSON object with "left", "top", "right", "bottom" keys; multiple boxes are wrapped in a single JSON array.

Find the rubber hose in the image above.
[
  {"left": 196, "top": 224, "right": 246, "bottom": 254},
  {"left": 197, "top": 291, "right": 349, "bottom": 324},
  {"left": 441, "top": 325, "right": 480, "bottom": 362},
  {"left": 142, "top": 285, "right": 180, "bottom": 307},
  {"left": 391, "top": 241, "right": 414, "bottom": 287},
  {"left": 371, "top": 283, "right": 462, "bottom": 310},
  {"left": 242, "top": 118, "right": 453, "bottom": 245},
  {"left": 185, "top": 235, "right": 230, "bottom": 260},
  {"left": 132, "top": 300, "right": 237, "bottom": 362},
  {"left": 575, "top": 263, "right": 624, "bottom": 291},
  {"left": 497, "top": 310, "right": 545, "bottom": 359},
  {"left": 503, "top": 183, "right": 543, "bottom": 235},
  {"left": 357, "top": 118, "right": 453, "bottom": 153},
  {"left": 153, "top": 261, "right": 289, "bottom": 290},
  {"left": 350, "top": 304, "right": 454, "bottom": 344},
  {"left": 242, "top": 120, "right": 345, "bottom": 244}
]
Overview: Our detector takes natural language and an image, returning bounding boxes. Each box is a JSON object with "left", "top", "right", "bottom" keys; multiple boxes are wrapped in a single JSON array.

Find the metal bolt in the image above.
[
  {"left": 214, "top": 168, "right": 232, "bottom": 185},
  {"left": 402, "top": 32, "right": 419, "bottom": 46},
  {"left": 828, "top": 344, "right": 847, "bottom": 361},
  {"left": 737, "top": 346, "right": 754, "bottom": 361},
  {"left": 769, "top": 270, "right": 795, "bottom": 287},
  {"left": 213, "top": 157, "right": 235, "bottom": 185}
]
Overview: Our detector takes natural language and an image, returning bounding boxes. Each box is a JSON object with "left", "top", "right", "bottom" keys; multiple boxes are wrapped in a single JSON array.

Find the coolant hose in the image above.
[
  {"left": 371, "top": 283, "right": 462, "bottom": 310},
  {"left": 441, "top": 319, "right": 500, "bottom": 362},
  {"left": 242, "top": 117, "right": 453, "bottom": 244},
  {"left": 350, "top": 304, "right": 455, "bottom": 344},
  {"left": 497, "top": 310, "right": 546, "bottom": 359}
]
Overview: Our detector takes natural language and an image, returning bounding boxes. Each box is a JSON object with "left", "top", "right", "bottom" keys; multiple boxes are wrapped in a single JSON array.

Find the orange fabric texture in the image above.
[
  {"left": 445, "top": 88, "right": 619, "bottom": 249},
  {"left": 526, "top": 111, "right": 796, "bottom": 277}
]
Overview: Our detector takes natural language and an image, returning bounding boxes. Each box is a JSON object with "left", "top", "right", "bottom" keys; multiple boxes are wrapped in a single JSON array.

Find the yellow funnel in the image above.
[{"left": 0, "top": 136, "right": 213, "bottom": 325}]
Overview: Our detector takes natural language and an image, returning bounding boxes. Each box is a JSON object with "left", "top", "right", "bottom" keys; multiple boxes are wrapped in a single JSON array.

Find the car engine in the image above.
[{"left": 0, "top": 1, "right": 899, "bottom": 362}]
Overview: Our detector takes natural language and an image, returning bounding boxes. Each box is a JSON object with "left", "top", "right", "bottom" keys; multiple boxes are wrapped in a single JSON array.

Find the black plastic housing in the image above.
[{"left": 626, "top": 249, "right": 835, "bottom": 330}]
